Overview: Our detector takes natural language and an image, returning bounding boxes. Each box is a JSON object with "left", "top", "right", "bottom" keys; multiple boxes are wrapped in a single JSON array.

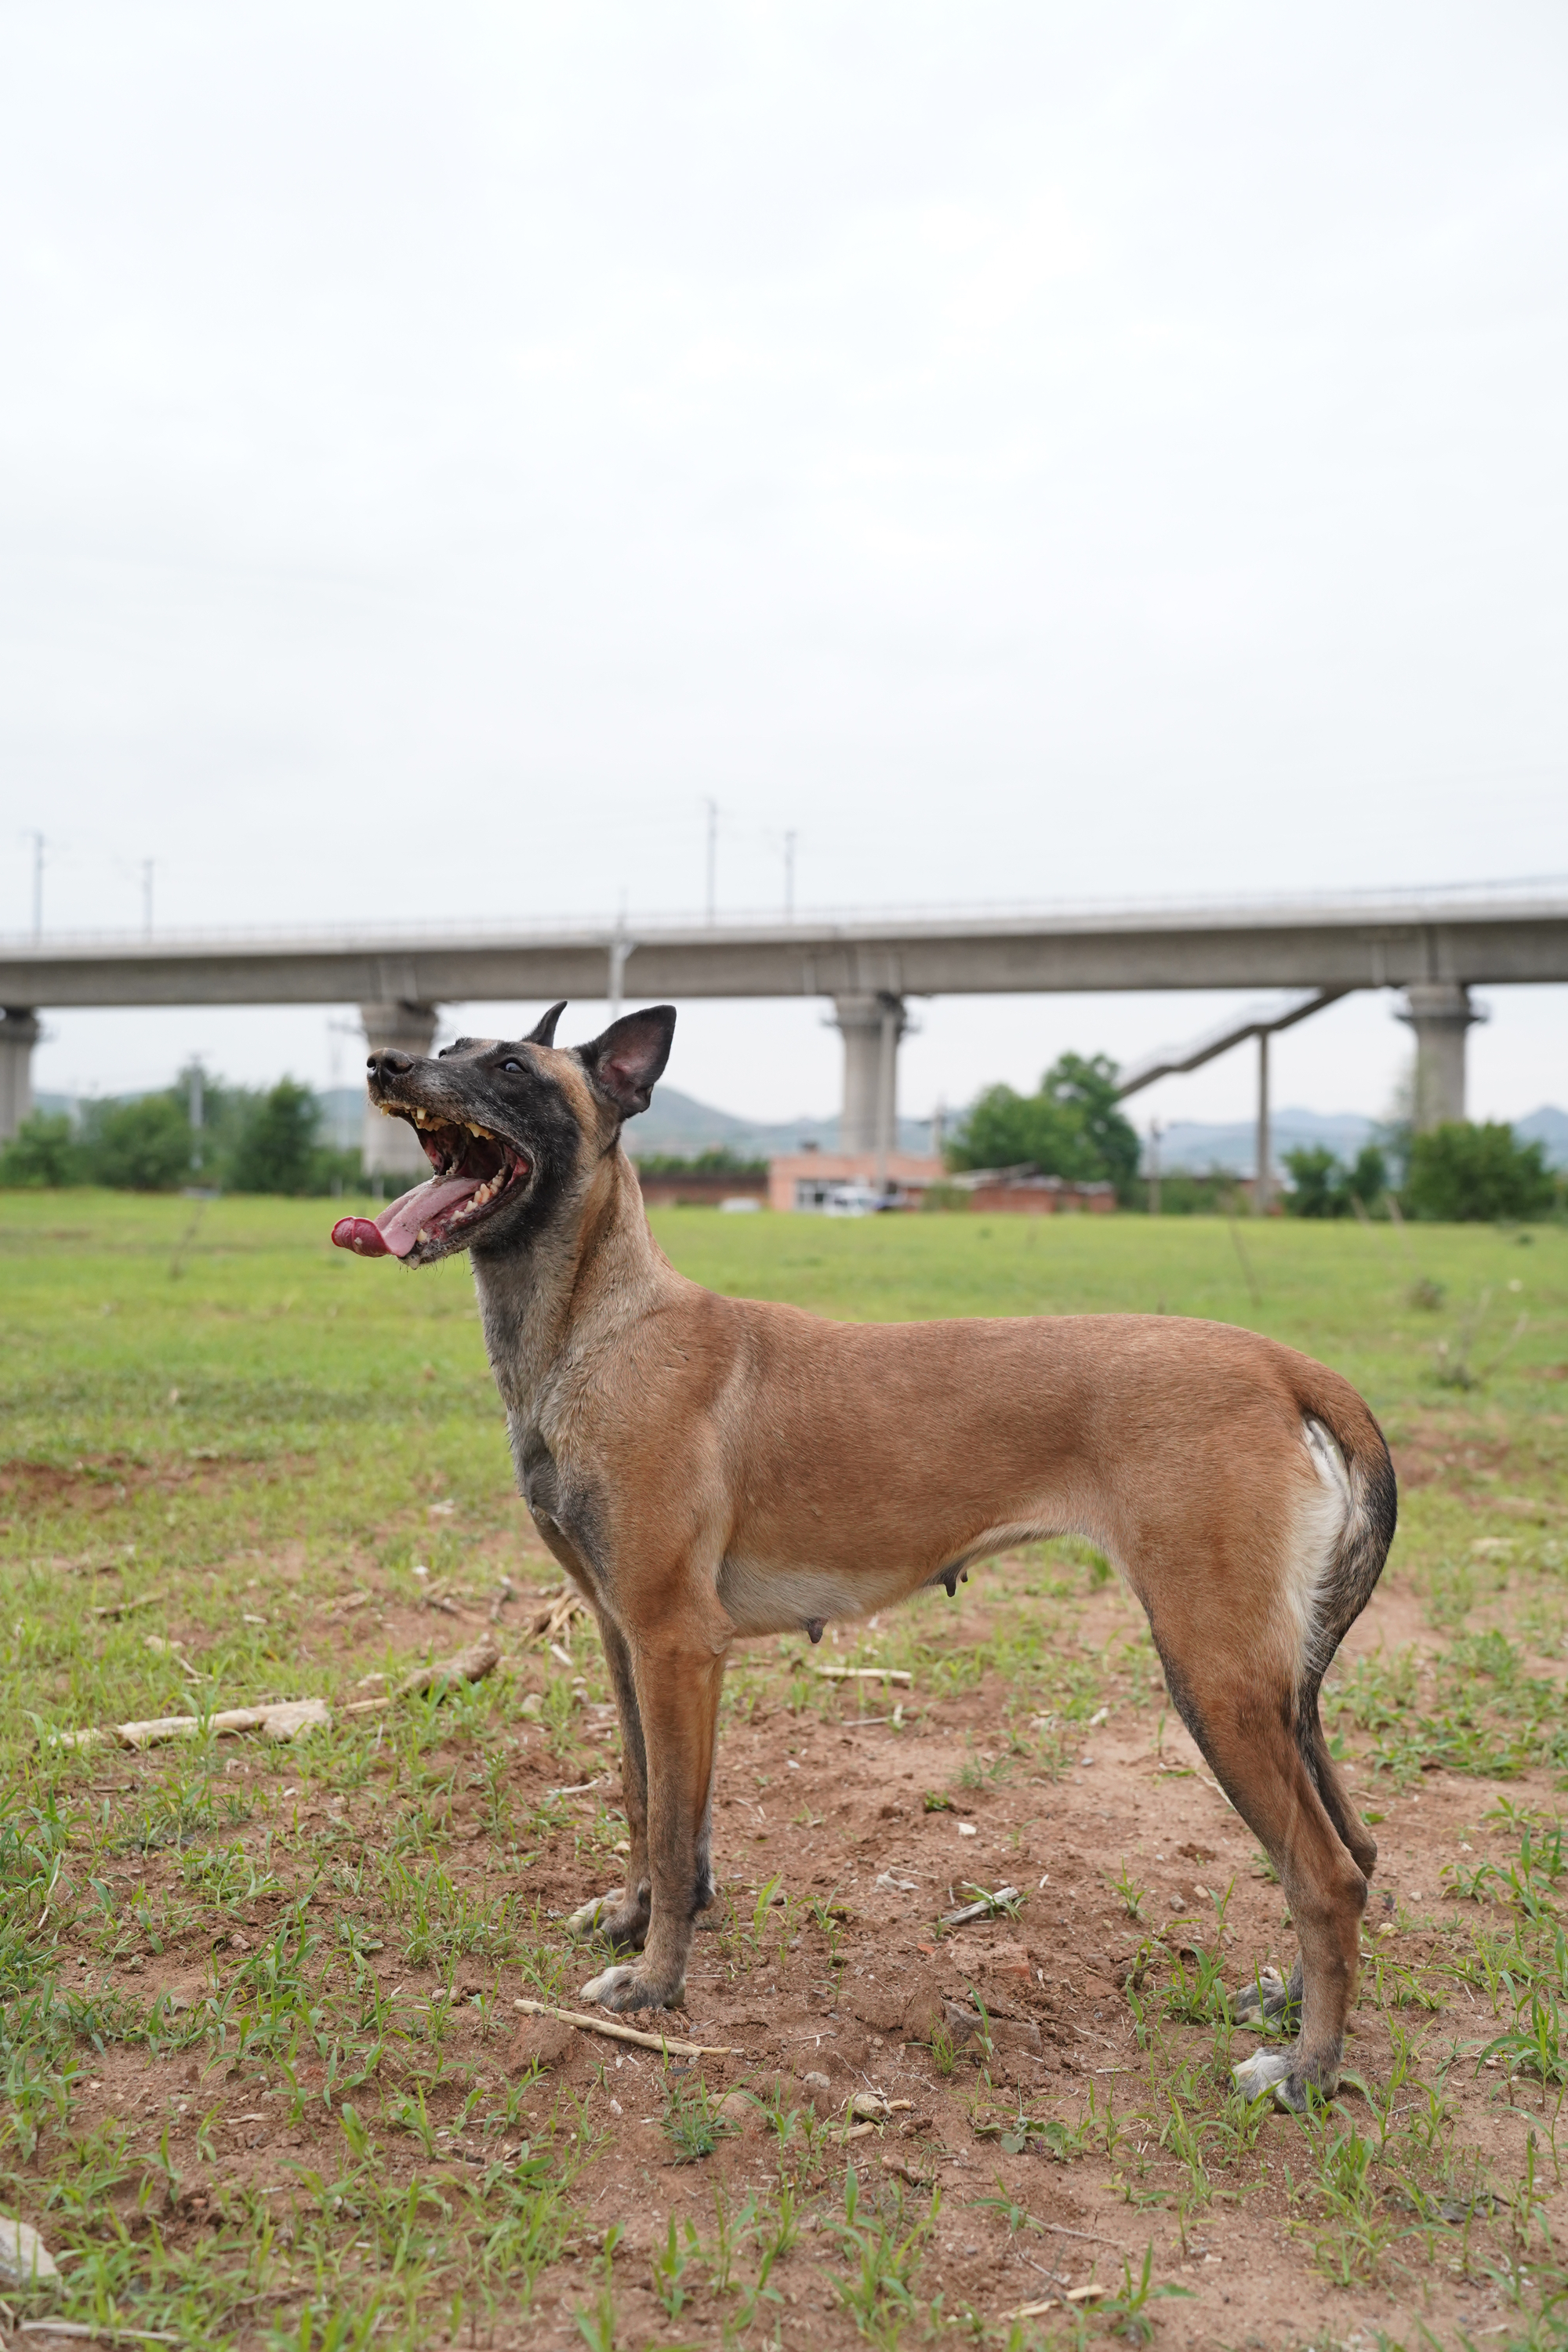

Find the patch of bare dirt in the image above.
[
  {"left": 0, "top": 1449, "right": 311, "bottom": 1511},
  {"left": 43, "top": 1558, "right": 1568, "bottom": 2348}
]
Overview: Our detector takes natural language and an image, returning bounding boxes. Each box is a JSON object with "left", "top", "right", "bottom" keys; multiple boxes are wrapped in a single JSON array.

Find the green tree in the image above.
[
  {"left": 1283, "top": 1145, "right": 1342, "bottom": 1218},
  {"left": 1403, "top": 1123, "right": 1557, "bottom": 1223},
  {"left": 0, "top": 1112, "right": 81, "bottom": 1188},
  {"left": 1347, "top": 1143, "right": 1388, "bottom": 1208},
  {"left": 1283, "top": 1142, "right": 1388, "bottom": 1218},
  {"left": 81, "top": 1094, "right": 194, "bottom": 1190},
  {"left": 949, "top": 1051, "right": 1140, "bottom": 1196},
  {"left": 226, "top": 1079, "right": 321, "bottom": 1195},
  {"left": 1044, "top": 1052, "right": 1142, "bottom": 1193},
  {"left": 948, "top": 1082, "right": 1078, "bottom": 1175}
]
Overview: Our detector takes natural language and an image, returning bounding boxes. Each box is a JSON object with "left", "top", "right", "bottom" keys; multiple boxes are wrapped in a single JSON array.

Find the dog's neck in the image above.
[{"left": 469, "top": 1140, "right": 674, "bottom": 1441}]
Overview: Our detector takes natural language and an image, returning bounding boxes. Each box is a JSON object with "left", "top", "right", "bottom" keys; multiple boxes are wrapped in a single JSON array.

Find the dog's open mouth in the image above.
[{"left": 332, "top": 1112, "right": 531, "bottom": 1259}]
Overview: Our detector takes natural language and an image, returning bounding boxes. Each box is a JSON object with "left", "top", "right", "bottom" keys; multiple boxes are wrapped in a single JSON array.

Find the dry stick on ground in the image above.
[
  {"left": 89, "top": 1591, "right": 166, "bottom": 1621},
  {"left": 813, "top": 1664, "right": 913, "bottom": 1685},
  {"left": 49, "top": 1635, "right": 502, "bottom": 1751},
  {"left": 518, "top": 1584, "right": 586, "bottom": 1646},
  {"left": 511, "top": 1996, "right": 739, "bottom": 2060},
  {"left": 19, "top": 2326, "right": 180, "bottom": 2344},
  {"left": 340, "top": 1633, "right": 501, "bottom": 1713},
  {"left": 53, "top": 1699, "right": 332, "bottom": 1754}
]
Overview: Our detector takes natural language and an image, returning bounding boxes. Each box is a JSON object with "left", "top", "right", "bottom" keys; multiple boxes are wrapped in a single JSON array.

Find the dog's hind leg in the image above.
[
  {"left": 1161, "top": 1664, "right": 1367, "bottom": 2109},
  {"left": 1307, "top": 1708, "right": 1377, "bottom": 1878},
  {"left": 581, "top": 1633, "right": 727, "bottom": 2015},
  {"left": 1225, "top": 1700, "right": 1377, "bottom": 2031}
]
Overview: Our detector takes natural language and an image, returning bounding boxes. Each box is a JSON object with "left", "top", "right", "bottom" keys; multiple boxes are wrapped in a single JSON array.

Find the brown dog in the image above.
[{"left": 334, "top": 1002, "right": 1396, "bottom": 2110}]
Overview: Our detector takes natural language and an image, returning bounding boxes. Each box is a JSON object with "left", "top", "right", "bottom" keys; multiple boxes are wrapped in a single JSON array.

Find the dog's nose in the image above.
[{"left": 367, "top": 1048, "right": 414, "bottom": 1078}]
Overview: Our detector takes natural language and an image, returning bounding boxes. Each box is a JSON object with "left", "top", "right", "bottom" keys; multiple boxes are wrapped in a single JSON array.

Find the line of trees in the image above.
[
  {"left": 631, "top": 1147, "right": 768, "bottom": 1177},
  {"left": 3, "top": 1053, "right": 1561, "bottom": 1220},
  {"left": 1284, "top": 1124, "right": 1559, "bottom": 1223},
  {"left": 0, "top": 1072, "right": 365, "bottom": 1196},
  {"left": 942, "top": 1051, "right": 1561, "bottom": 1221}
]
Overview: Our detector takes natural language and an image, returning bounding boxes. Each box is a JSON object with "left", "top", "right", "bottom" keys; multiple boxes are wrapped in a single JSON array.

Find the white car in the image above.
[{"left": 821, "top": 1181, "right": 887, "bottom": 1217}]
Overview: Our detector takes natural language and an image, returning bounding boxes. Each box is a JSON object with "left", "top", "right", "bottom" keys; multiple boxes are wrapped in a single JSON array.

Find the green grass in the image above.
[
  {"left": 2, "top": 1190, "right": 1566, "bottom": 2347},
  {"left": 5, "top": 1190, "right": 1563, "bottom": 1699}
]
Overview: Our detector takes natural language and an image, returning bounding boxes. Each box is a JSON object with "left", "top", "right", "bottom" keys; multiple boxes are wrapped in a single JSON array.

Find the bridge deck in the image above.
[{"left": 2, "top": 885, "right": 1565, "bottom": 1007}]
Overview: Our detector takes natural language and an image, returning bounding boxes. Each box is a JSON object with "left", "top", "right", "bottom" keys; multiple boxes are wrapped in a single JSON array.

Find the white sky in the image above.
[{"left": 4, "top": 2, "right": 1566, "bottom": 1127}]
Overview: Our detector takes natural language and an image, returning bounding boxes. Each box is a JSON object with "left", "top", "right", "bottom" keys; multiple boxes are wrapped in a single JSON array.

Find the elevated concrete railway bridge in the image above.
[{"left": 2, "top": 883, "right": 1564, "bottom": 1181}]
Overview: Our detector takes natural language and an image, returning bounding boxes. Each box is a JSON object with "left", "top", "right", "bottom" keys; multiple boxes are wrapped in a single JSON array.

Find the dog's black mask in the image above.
[{"left": 336, "top": 1003, "right": 675, "bottom": 1267}]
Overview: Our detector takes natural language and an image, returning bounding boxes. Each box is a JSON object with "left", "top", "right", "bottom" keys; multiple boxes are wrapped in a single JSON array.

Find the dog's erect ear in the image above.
[
  {"left": 524, "top": 1000, "right": 568, "bottom": 1047},
  {"left": 578, "top": 1006, "right": 676, "bottom": 1119}
]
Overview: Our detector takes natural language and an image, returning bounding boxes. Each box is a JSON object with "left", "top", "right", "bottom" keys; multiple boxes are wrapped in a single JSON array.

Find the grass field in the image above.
[{"left": 2, "top": 1192, "right": 1567, "bottom": 2350}]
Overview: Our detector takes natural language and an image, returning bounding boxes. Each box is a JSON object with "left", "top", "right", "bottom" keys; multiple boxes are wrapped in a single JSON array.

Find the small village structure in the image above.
[
  {"left": 765, "top": 1148, "right": 944, "bottom": 1212},
  {"left": 949, "top": 1166, "right": 1117, "bottom": 1213},
  {"left": 633, "top": 1164, "right": 768, "bottom": 1208}
]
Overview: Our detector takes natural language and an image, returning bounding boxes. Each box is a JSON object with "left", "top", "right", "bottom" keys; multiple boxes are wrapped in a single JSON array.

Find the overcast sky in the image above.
[{"left": 4, "top": 2, "right": 1566, "bottom": 1128}]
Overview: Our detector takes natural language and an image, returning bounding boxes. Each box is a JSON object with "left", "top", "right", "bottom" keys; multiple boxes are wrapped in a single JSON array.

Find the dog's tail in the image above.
[
  {"left": 1282, "top": 1376, "right": 1396, "bottom": 1871},
  {"left": 1293, "top": 1378, "right": 1398, "bottom": 1700}
]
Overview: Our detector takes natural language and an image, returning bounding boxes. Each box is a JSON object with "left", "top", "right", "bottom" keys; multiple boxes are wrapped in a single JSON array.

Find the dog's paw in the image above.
[
  {"left": 579, "top": 1963, "right": 685, "bottom": 2014},
  {"left": 1228, "top": 1965, "right": 1288, "bottom": 2025},
  {"left": 580, "top": 1963, "right": 637, "bottom": 2005},
  {"left": 564, "top": 1891, "right": 620, "bottom": 1940},
  {"left": 1232, "top": 2047, "right": 1297, "bottom": 2108}
]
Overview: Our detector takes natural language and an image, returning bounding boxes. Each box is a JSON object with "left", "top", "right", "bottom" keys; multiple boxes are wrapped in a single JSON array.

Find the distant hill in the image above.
[
  {"left": 1148, "top": 1108, "right": 1378, "bottom": 1180},
  {"left": 1516, "top": 1105, "right": 1568, "bottom": 1167},
  {"left": 1145, "top": 1104, "right": 1568, "bottom": 1178}
]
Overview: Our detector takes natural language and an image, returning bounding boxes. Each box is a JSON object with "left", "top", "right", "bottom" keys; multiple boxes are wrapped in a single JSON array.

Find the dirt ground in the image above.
[{"left": 39, "top": 1514, "right": 1568, "bottom": 2352}]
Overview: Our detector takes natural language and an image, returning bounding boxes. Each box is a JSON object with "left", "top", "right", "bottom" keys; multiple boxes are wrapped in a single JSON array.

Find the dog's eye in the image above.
[{"left": 502, "top": 1059, "right": 523, "bottom": 1073}]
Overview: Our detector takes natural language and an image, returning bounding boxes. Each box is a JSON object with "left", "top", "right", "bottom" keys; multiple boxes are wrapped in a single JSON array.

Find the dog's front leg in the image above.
[
  {"left": 593, "top": 1617, "right": 651, "bottom": 1948},
  {"left": 581, "top": 1639, "right": 726, "bottom": 2014}
]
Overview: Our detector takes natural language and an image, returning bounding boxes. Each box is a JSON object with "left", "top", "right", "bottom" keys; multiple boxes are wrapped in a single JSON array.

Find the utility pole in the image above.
[
  {"left": 704, "top": 800, "right": 717, "bottom": 925},
  {"left": 142, "top": 860, "right": 154, "bottom": 938},
  {"left": 187, "top": 1063, "right": 205, "bottom": 1177},
  {"left": 783, "top": 829, "right": 797, "bottom": 922},
  {"left": 30, "top": 833, "right": 44, "bottom": 942}
]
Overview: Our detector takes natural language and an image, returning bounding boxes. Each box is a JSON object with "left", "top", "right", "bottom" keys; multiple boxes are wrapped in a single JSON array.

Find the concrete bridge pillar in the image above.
[
  {"left": 359, "top": 1001, "right": 439, "bottom": 1181},
  {"left": 0, "top": 1009, "right": 41, "bottom": 1144},
  {"left": 1399, "top": 983, "right": 1483, "bottom": 1131},
  {"left": 834, "top": 993, "right": 906, "bottom": 1166}
]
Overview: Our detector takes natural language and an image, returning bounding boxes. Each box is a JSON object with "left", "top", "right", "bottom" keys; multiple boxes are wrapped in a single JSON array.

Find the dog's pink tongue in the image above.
[
  {"left": 372, "top": 1172, "right": 483, "bottom": 1258},
  {"left": 331, "top": 1217, "right": 390, "bottom": 1256},
  {"left": 343, "top": 1171, "right": 484, "bottom": 1261}
]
